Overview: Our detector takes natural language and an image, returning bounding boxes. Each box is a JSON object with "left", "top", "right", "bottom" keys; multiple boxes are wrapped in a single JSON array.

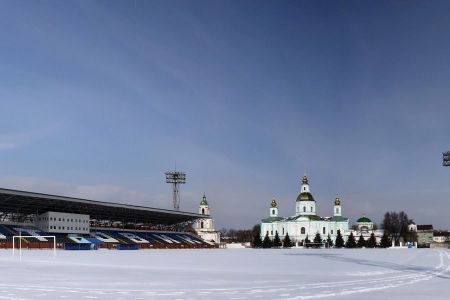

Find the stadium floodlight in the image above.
[
  {"left": 443, "top": 151, "right": 450, "bottom": 166},
  {"left": 165, "top": 171, "right": 186, "bottom": 210}
]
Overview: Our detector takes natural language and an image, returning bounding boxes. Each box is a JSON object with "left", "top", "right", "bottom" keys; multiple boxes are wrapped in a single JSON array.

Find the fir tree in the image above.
[
  {"left": 326, "top": 234, "right": 333, "bottom": 248},
  {"left": 313, "top": 232, "right": 322, "bottom": 248},
  {"left": 357, "top": 234, "right": 366, "bottom": 248},
  {"left": 380, "top": 232, "right": 391, "bottom": 248},
  {"left": 283, "top": 233, "right": 292, "bottom": 248},
  {"left": 304, "top": 235, "right": 311, "bottom": 248},
  {"left": 273, "top": 231, "right": 282, "bottom": 248},
  {"left": 345, "top": 232, "right": 357, "bottom": 248},
  {"left": 335, "top": 230, "right": 345, "bottom": 248},
  {"left": 262, "top": 232, "right": 273, "bottom": 248},
  {"left": 366, "top": 233, "right": 377, "bottom": 248},
  {"left": 252, "top": 233, "right": 262, "bottom": 248}
]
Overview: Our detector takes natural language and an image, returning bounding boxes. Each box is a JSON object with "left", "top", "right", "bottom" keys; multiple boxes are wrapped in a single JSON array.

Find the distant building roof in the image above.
[
  {"left": 433, "top": 231, "right": 450, "bottom": 237},
  {"left": 417, "top": 225, "right": 433, "bottom": 231}
]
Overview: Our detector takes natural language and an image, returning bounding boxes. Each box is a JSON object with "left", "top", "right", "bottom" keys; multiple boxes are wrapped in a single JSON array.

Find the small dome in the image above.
[
  {"left": 270, "top": 198, "right": 277, "bottom": 208},
  {"left": 357, "top": 216, "right": 372, "bottom": 223},
  {"left": 200, "top": 194, "right": 208, "bottom": 206},
  {"left": 296, "top": 192, "right": 315, "bottom": 202},
  {"left": 334, "top": 195, "right": 340, "bottom": 206}
]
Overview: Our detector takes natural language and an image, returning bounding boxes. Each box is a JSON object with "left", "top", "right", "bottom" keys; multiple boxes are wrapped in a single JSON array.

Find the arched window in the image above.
[
  {"left": 282, "top": 227, "right": 285, "bottom": 235},
  {"left": 200, "top": 221, "right": 204, "bottom": 229},
  {"left": 272, "top": 209, "right": 275, "bottom": 215},
  {"left": 202, "top": 208, "right": 205, "bottom": 214},
  {"left": 301, "top": 227, "right": 306, "bottom": 234},
  {"left": 323, "top": 227, "right": 326, "bottom": 234},
  {"left": 311, "top": 207, "right": 313, "bottom": 212},
  {"left": 303, "top": 206, "right": 306, "bottom": 212}
]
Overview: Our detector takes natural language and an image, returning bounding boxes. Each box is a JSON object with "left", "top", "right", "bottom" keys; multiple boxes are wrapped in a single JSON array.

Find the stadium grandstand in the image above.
[{"left": 0, "top": 188, "right": 215, "bottom": 250}]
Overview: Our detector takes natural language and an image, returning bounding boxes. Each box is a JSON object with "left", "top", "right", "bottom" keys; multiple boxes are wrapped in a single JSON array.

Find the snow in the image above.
[{"left": 0, "top": 248, "right": 449, "bottom": 299}]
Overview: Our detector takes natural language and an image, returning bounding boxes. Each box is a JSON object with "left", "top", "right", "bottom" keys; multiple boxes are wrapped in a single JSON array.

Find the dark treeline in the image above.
[{"left": 219, "top": 226, "right": 255, "bottom": 243}]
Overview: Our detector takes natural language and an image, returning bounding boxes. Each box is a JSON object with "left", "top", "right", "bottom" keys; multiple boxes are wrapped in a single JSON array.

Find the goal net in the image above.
[{"left": 13, "top": 235, "right": 56, "bottom": 260}]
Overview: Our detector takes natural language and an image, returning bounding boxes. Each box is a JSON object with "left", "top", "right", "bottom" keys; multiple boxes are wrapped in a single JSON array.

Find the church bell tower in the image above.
[
  {"left": 334, "top": 195, "right": 342, "bottom": 217},
  {"left": 270, "top": 197, "right": 278, "bottom": 217}
]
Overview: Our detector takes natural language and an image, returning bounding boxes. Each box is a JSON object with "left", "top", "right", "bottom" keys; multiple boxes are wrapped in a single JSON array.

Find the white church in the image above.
[
  {"left": 194, "top": 194, "right": 221, "bottom": 243},
  {"left": 261, "top": 175, "right": 349, "bottom": 245}
]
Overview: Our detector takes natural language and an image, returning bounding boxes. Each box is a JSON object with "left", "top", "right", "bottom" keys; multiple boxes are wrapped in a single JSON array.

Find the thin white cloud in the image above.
[
  {"left": 0, "top": 123, "right": 62, "bottom": 151},
  {"left": 0, "top": 142, "right": 17, "bottom": 150}
]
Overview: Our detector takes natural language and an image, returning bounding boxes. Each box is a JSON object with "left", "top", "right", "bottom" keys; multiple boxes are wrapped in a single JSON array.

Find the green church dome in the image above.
[{"left": 357, "top": 216, "right": 372, "bottom": 223}]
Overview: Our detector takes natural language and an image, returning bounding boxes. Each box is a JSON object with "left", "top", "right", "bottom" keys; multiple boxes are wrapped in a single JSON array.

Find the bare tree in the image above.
[{"left": 382, "top": 211, "right": 413, "bottom": 245}]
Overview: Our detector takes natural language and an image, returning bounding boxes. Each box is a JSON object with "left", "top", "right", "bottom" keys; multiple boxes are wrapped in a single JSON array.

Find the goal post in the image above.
[{"left": 13, "top": 235, "right": 56, "bottom": 260}]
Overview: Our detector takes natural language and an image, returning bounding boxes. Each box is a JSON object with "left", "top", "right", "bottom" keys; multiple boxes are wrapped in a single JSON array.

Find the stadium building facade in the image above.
[
  {"left": 261, "top": 176, "right": 349, "bottom": 245},
  {"left": 0, "top": 188, "right": 215, "bottom": 250}
]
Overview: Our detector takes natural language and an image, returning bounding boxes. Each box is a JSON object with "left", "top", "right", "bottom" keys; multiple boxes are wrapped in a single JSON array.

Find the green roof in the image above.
[
  {"left": 261, "top": 216, "right": 285, "bottom": 223},
  {"left": 307, "top": 215, "right": 322, "bottom": 221},
  {"left": 329, "top": 216, "right": 349, "bottom": 222},
  {"left": 357, "top": 216, "right": 372, "bottom": 223},
  {"left": 285, "top": 214, "right": 322, "bottom": 221}
]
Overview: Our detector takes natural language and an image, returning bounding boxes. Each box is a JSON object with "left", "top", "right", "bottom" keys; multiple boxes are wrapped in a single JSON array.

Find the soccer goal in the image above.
[{"left": 12, "top": 235, "right": 56, "bottom": 260}]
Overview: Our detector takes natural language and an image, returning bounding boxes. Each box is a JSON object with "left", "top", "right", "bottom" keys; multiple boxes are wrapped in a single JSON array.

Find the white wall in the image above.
[{"left": 35, "top": 211, "right": 90, "bottom": 234}]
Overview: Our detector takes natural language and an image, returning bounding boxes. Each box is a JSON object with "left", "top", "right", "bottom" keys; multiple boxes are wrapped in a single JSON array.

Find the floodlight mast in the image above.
[
  {"left": 443, "top": 151, "right": 450, "bottom": 167},
  {"left": 165, "top": 171, "right": 186, "bottom": 210}
]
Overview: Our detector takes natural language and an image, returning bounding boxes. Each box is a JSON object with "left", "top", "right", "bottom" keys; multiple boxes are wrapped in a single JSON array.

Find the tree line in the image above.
[{"left": 253, "top": 229, "right": 391, "bottom": 249}]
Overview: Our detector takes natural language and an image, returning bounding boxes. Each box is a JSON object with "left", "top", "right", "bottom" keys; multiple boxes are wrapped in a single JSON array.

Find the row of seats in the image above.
[
  {"left": 0, "top": 224, "right": 213, "bottom": 249},
  {"left": 91, "top": 229, "right": 208, "bottom": 245}
]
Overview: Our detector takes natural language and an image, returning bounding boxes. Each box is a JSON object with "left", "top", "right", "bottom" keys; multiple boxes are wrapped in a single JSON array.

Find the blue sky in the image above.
[{"left": 0, "top": 1, "right": 449, "bottom": 229}]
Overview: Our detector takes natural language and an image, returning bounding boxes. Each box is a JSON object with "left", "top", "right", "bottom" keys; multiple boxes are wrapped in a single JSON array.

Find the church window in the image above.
[
  {"left": 323, "top": 227, "right": 326, "bottom": 234},
  {"left": 311, "top": 207, "right": 313, "bottom": 212},
  {"left": 301, "top": 227, "right": 305, "bottom": 234},
  {"left": 271, "top": 230, "right": 273, "bottom": 235},
  {"left": 202, "top": 208, "right": 205, "bottom": 214},
  {"left": 200, "top": 221, "right": 204, "bottom": 229},
  {"left": 331, "top": 229, "right": 334, "bottom": 234},
  {"left": 272, "top": 209, "right": 275, "bottom": 215},
  {"left": 303, "top": 206, "right": 306, "bottom": 212},
  {"left": 282, "top": 227, "right": 285, "bottom": 235}
]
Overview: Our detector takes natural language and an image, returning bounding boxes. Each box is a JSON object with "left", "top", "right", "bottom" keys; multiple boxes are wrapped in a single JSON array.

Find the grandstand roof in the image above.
[{"left": 0, "top": 188, "right": 206, "bottom": 225}]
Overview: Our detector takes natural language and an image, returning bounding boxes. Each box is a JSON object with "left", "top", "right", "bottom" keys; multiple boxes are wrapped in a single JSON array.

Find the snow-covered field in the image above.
[{"left": 0, "top": 248, "right": 449, "bottom": 299}]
